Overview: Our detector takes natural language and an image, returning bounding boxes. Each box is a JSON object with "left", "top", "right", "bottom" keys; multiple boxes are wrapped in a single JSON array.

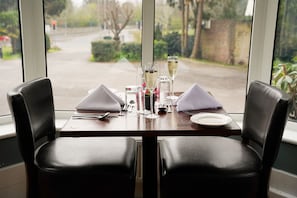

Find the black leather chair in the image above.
[
  {"left": 159, "top": 81, "right": 292, "bottom": 198},
  {"left": 7, "top": 77, "right": 137, "bottom": 198}
]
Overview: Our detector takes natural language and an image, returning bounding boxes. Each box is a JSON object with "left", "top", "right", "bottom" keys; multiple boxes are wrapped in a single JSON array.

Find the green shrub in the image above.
[
  {"left": 163, "top": 32, "right": 181, "bottom": 56},
  {"left": 272, "top": 59, "right": 297, "bottom": 120},
  {"left": 120, "top": 43, "right": 141, "bottom": 61},
  {"left": 162, "top": 32, "right": 194, "bottom": 57},
  {"left": 103, "top": 36, "right": 112, "bottom": 40},
  {"left": 0, "top": 46, "right": 20, "bottom": 60},
  {"left": 154, "top": 40, "right": 167, "bottom": 60},
  {"left": 91, "top": 40, "right": 117, "bottom": 62}
]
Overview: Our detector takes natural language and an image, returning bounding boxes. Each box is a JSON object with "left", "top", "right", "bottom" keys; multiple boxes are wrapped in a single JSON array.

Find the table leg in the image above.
[{"left": 142, "top": 136, "right": 158, "bottom": 198}]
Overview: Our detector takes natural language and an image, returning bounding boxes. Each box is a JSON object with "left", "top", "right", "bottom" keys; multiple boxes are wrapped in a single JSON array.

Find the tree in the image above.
[
  {"left": 105, "top": 0, "right": 134, "bottom": 42},
  {"left": 274, "top": 0, "right": 297, "bottom": 61},
  {"left": 44, "top": 0, "right": 66, "bottom": 17},
  {"left": 0, "top": 10, "right": 20, "bottom": 54},
  {"left": 0, "top": 0, "right": 17, "bottom": 12},
  {"left": 183, "top": 0, "right": 190, "bottom": 56},
  {"left": 190, "top": 0, "right": 203, "bottom": 58},
  {"left": 167, "top": 0, "right": 188, "bottom": 56}
]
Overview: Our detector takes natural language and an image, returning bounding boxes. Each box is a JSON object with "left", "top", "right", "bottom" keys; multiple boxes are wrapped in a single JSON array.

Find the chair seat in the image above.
[
  {"left": 34, "top": 137, "right": 137, "bottom": 198},
  {"left": 160, "top": 136, "right": 261, "bottom": 177},
  {"left": 160, "top": 136, "right": 262, "bottom": 198},
  {"left": 36, "top": 137, "right": 137, "bottom": 176}
]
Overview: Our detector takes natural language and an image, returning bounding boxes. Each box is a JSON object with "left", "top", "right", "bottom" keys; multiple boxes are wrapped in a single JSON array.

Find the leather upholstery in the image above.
[
  {"left": 159, "top": 81, "right": 292, "bottom": 198},
  {"left": 7, "top": 77, "right": 137, "bottom": 198}
]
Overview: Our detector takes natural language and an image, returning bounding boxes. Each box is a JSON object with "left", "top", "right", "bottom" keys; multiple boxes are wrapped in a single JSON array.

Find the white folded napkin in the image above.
[
  {"left": 176, "top": 84, "right": 222, "bottom": 112},
  {"left": 76, "top": 85, "right": 124, "bottom": 112}
]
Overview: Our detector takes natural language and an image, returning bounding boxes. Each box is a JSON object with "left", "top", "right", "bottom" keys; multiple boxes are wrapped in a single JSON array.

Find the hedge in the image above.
[{"left": 91, "top": 40, "right": 117, "bottom": 62}]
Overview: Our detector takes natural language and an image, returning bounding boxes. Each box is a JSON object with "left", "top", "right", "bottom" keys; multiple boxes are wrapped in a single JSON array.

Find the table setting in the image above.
[{"left": 69, "top": 56, "right": 234, "bottom": 128}]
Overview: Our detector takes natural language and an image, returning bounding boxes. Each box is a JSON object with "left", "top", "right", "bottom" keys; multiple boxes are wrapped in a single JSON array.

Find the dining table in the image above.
[{"left": 59, "top": 107, "right": 241, "bottom": 198}]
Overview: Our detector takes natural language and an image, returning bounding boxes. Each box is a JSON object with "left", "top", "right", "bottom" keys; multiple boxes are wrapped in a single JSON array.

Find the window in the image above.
[
  {"left": 1, "top": 0, "right": 296, "bottom": 141},
  {"left": 44, "top": 0, "right": 254, "bottom": 114},
  {"left": 272, "top": 0, "right": 297, "bottom": 122},
  {"left": 0, "top": 0, "right": 22, "bottom": 116},
  {"left": 0, "top": 1, "right": 292, "bottom": 120},
  {"left": 45, "top": 0, "right": 142, "bottom": 111},
  {"left": 154, "top": 0, "right": 253, "bottom": 113}
]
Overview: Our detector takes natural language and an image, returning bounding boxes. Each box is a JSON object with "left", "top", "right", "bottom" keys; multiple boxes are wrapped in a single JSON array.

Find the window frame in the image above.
[
  {"left": 19, "top": 0, "right": 46, "bottom": 81},
  {"left": 20, "top": 0, "right": 278, "bottom": 90},
  {"left": 1, "top": 0, "right": 296, "bottom": 143},
  {"left": 248, "top": 0, "right": 278, "bottom": 85}
]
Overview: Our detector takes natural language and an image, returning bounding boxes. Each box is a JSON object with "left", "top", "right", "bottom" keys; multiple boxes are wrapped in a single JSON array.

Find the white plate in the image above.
[{"left": 190, "top": 113, "right": 232, "bottom": 127}]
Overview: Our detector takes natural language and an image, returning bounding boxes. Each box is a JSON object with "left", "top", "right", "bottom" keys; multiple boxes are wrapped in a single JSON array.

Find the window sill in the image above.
[{"left": 1, "top": 113, "right": 297, "bottom": 145}]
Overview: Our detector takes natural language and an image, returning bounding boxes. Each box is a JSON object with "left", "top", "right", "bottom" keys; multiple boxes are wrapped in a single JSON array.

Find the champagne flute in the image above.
[
  {"left": 144, "top": 63, "right": 159, "bottom": 119},
  {"left": 167, "top": 56, "right": 179, "bottom": 100}
]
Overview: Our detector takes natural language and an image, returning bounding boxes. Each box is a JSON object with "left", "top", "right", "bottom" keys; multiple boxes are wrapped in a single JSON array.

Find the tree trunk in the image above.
[
  {"left": 181, "top": 0, "right": 185, "bottom": 56},
  {"left": 190, "top": 0, "right": 203, "bottom": 59},
  {"left": 184, "top": 1, "right": 189, "bottom": 56}
]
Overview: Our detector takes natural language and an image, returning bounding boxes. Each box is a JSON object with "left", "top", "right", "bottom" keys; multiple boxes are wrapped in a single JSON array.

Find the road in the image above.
[{"left": 1, "top": 27, "right": 247, "bottom": 114}]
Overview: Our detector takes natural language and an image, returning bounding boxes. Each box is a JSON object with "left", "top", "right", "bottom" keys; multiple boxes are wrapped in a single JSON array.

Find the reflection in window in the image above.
[
  {"left": 272, "top": 0, "right": 297, "bottom": 121},
  {"left": 45, "top": 0, "right": 142, "bottom": 110},
  {"left": 154, "top": 0, "right": 253, "bottom": 113},
  {"left": 0, "top": 0, "right": 22, "bottom": 116}
]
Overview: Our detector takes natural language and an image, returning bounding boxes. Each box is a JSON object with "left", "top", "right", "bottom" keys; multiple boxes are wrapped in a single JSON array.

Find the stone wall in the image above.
[{"left": 201, "top": 19, "right": 252, "bottom": 66}]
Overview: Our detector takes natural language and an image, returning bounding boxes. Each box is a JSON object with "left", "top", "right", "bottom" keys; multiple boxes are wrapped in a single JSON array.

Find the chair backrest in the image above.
[
  {"left": 242, "top": 80, "right": 292, "bottom": 167},
  {"left": 7, "top": 77, "right": 56, "bottom": 164}
]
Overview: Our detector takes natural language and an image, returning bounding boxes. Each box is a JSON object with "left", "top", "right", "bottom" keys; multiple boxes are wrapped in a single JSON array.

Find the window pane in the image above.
[
  {"left": 45, "top": 0, "right": 142, "bottom": 110},
  {"left": 272, "top": 0, "right": 297, "bottom": 121},
  {"left": 154, "top": 0, "right": 253, "bottom": 113},
  {"left": 0, "top": 0, "right": 22, "bottom": 116}
]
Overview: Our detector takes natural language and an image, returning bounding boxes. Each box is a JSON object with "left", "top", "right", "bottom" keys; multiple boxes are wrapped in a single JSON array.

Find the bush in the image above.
[
  {"left": 163, "top": 32, "right": 181, "bottom": 56},
  {"left": 154, "top": 40, "right": 167, "bottom": 60},
  {"left": 272, "top": 59, "right": 297, "bottom": 120},
  {"left": 103, "top": 36, "right": 112, "bottom": 40},
  {"left": 91, "top": 40, "right": 117, "bottom": 62},
  {"left": 162, "top": 32, "right": 194, "bottom": 57},
  {"left": 120, "top": 43, "right": 141, "bottom": 61}
]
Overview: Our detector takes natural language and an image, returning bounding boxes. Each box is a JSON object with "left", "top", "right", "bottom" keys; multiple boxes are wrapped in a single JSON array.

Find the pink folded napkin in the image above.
[
  {"left": 176, "top": 84, "right": 222, "bottom": 112},
  {"left": 76, "top": 85, "right": 124, "bottom": 112}
]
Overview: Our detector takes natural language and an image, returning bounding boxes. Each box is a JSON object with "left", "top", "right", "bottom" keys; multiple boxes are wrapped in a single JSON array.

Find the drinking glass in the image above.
[
  {"left": 136, "top": 65, "right": 148, "bottom": 115},
  {"left": 167, "top": 56, "right": 178, "bottom": 100},
  {"left": 144, "top": 63, "right": 159, "bottom": 119}
]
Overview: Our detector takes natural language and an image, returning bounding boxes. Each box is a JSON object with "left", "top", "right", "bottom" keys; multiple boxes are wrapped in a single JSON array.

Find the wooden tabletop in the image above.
[{"left": 60, "top": 107, "right": 241, "bottom": 137}]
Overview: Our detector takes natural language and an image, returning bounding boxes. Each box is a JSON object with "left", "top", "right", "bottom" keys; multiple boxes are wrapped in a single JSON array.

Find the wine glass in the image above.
[
  {"left": 144, "top": 63, "right": 159, "bottom": 119},
  {"left": 167, "top": 56, "right": 179, "bottom": 100}
]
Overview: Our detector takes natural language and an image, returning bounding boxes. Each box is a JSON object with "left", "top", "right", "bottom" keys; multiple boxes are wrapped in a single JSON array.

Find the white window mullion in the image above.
[
  {"left": 248, "top": 0, "right": 279, "bottom": 86},
  {"left": 141, "top": 0, "right": 155, "bottom": 66},
  {"left": 19, "top": 0, "right": 46, "bottom": 81}
]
